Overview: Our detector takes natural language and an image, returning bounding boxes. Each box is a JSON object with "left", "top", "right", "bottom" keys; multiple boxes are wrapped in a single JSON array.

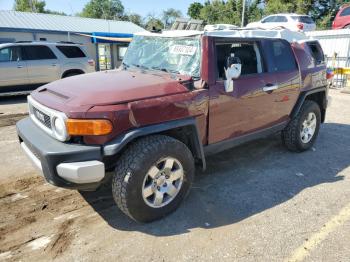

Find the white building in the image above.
[{"left": 0, "top": 10, "right": 146, "bottom": 70}]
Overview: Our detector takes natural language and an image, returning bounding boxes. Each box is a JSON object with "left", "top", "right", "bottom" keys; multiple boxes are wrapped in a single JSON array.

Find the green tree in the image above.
[
  {"left": 145, "top": 17, "right": 164, "bottom": 31},
  {"left": 127, "top": 13, "right": 143, "bottom": 27},
  {"left": 295, "top": 0, "right": 314, "bottom": 14},
  {"left": 162, "top": 8, "right": 182, "bottom": 28},
  {"left": 264, "top": 0, "right": 294, "bottom": 15},
  {"left": 311, "top": 0, "right": 350, "bottom": 29},
  {"left": 187, "top": 2, "right": 204, "bottom": 19},
  {"left": 81, "top": 0, "right": 124, "bottom": 20},
  {"left": 247, "top": 0, "right": 263, "bottom": 24},
  {"left": 14, "top": 0, "right": 45, "bottom": 12},
  {"left": 14, "top": 0, "right": 66, "bottom": 15}
]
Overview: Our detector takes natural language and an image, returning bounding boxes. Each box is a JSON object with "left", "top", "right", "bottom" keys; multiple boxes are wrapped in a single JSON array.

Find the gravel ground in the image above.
[{"left": 0, "top": 89, "right": 350, "bottom": 262}]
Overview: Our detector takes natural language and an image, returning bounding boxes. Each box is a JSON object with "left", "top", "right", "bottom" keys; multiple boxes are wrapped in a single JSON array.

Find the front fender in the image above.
[{"left": 103, "top": 117, "right": 206, "bottom": 170}]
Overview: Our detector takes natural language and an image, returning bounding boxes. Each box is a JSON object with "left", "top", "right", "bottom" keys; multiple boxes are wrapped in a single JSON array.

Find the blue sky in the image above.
[{"left": 0, "top": 0, "right": 205, "bottom": 17}]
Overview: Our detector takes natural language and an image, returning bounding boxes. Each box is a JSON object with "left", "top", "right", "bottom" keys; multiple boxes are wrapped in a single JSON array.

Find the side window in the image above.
[
  {"left": 274, "top": 16, "right": 288, "bottom": 22},
  {"left": 216, "top": 41, "right": 264, "bottom": 79},
  {"left": 56, "top": 46, "right": 86, "bottom": 58},
  {"left": 340, "top": 7, "right": 350, "bottom": 17},
  {"left": 22, "top": 45, "right": 57, "bottom": 60},
  {"left": 267, "top": 40, "right": 297, "bottom": 72},
  {"left": 262, "top": 16, "right": 275, "bottom": 23},
  {"left": 0, "top": 47, "right": 21, "bottom": 62},
  {"left": 307, "top": 42, "right": 324, "bottom": 65}
]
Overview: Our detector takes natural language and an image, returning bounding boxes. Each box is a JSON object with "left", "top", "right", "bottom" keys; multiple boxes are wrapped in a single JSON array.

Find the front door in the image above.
[
  {"left": 208, "top": 38, "right": 300, "bottom": 144},
  {"left": 0, "top": 46, "right": 28, "bottom": 89}
]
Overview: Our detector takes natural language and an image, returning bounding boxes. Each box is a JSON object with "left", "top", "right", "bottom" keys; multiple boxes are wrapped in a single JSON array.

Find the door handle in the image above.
[
  {"left": 51, "top": 63, "right": 57, "bottom": 67},
  {"left": 263, "top": 84, "right": 278, "bottom": 92},
  {"left": 17, "top": 65, "right": 23, "bottom": 68}
]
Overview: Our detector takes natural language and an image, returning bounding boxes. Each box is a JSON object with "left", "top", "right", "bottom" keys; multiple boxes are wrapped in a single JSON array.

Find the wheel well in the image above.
[
  {"left": 157, "top": 126, "right": 204, "bottom": 167},
  {"left": 103, "top": 124, "right": 206, "bottom": 172},
  {"left": 305, "top": 91, "right": 326, "bottom": 122},
  {"left": 62, "top": 69, "right": 84, "bottom": 78}
]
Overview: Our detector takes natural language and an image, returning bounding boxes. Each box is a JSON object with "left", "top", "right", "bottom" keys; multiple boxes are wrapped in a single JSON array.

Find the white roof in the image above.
[
  {"left": 135, "top": 28, "right": 310, "bottom": 43},
  {"left": 0, "top": 10, "right": 145, "bottom": 34}
]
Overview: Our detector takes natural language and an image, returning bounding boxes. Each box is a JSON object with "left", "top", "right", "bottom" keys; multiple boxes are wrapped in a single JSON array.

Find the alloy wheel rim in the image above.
[
  {"left": 300, "top": 112, "right": 317, "bottom": 144},
  {"left": 142, "top": 157, "right": 184, "bottom": 208}
]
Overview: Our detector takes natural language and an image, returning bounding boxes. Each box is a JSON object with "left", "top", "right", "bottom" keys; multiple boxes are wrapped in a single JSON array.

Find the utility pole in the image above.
[{"left": 241, "top": 0, "right": 246, "bottom": 27}]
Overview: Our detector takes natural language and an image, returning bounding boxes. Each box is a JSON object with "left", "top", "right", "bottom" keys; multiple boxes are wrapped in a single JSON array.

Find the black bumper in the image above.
[{"left": 16, "top": 117, "right": 104, "bottom": 190}]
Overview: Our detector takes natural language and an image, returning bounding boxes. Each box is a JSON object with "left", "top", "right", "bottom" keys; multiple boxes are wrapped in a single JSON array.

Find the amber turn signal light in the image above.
[{"left": 66, "top": 119, "right": 113, "bottom": 136}]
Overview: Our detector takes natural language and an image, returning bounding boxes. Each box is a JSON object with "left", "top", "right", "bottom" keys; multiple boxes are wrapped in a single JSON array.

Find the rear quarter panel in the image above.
[{"left": 291, "top": 42, "right": 327, "bottom": 92}]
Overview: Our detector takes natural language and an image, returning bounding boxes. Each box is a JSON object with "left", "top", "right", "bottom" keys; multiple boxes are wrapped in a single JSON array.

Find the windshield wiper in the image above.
[
  {"left": 122, "top": 62, "right": 130, "bottom": 70},
  {"left": 151, "top": 66, "right": 180, "bottom": 75},
  {"left": 131, "top": 63, "right": 150, "bottom": 70}
]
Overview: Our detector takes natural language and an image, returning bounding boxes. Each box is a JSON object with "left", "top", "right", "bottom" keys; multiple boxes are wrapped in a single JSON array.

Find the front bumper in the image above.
[{"left": 17, "top": 117, "right": 105, "bottom": 190}]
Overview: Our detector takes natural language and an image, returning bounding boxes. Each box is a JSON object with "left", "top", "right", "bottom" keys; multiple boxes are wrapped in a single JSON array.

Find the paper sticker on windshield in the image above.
[{"left": 170, "top": 45, "right": 197, "bottom": 56}]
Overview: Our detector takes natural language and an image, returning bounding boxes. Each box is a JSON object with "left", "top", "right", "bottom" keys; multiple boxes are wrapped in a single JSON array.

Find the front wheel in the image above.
[
  {"left": 282, "top": 100, "right": 321, "bottom": 152},
  {"left": 112, "top": 135, "right": 194, "bottom": 222}
]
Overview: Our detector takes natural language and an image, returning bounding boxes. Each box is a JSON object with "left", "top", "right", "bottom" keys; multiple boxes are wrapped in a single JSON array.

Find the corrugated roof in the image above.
[{"left": 0, "top": 10, "right": 146, "bottom": 34}]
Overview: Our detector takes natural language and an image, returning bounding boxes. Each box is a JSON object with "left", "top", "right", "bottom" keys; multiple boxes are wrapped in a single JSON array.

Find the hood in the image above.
[{"left": 31, "top": 69, "right": 191, "bottom": 113}]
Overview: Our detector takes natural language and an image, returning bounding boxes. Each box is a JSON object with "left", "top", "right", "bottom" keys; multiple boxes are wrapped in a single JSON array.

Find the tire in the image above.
[
  {"left": 282, "top": 100, "right": 321, "bottom": 152},
  {"left": 112, "top": 135, "right": 195, "bottom": 222},
  {"left": 344, "top": 24, "right": 350, "bottom": 29}
]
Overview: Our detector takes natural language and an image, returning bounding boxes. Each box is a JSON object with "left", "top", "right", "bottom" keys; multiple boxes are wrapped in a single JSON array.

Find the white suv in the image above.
[
  {"left": 246, "top": 14, "right": 316, "bottom": 32},
  {"left": 0, "top": 42, "right": 95, "bottom": 95}
]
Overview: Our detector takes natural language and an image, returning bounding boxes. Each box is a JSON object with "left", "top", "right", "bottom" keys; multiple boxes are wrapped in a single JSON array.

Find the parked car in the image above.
[
  {"left": 246, "top": 14, "right": 316, "bottom": 32},
  {"left": 16, "top": 28, "right": 328, "bottom": 222},
  {"left": 0, "top": 41, "right": 95, "bottom": 95},
  {"left": 332, "top": 5, "right": 350, "bottom": 29}
]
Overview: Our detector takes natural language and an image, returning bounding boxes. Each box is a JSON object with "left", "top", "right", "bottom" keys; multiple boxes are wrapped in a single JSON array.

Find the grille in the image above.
[{"left": 32, "top": 106, "right": 51, "bottom": 129}]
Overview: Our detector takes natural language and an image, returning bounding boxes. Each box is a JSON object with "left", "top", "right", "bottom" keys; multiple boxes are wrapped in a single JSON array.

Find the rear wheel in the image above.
[
  {"left": 112, "top": 135, "right": 194, "bottom": 222},
  {"left": 282, "top": 100, "right": 321, "bottom": 152}
]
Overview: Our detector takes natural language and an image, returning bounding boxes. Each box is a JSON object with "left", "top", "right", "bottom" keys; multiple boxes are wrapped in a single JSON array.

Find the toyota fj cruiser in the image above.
[{"left": 16, "top": 28, "right": 328, "bottom": 222}]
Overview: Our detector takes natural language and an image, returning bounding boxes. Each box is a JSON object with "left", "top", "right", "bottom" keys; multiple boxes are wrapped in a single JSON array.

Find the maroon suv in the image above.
[{"left": 17, "top": 29, "right": 328, "bottom": 222}]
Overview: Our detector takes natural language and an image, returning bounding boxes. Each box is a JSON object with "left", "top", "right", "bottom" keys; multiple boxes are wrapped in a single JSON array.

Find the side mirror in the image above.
[{"left": 224, "top": 57, "right": 241, "bottom": 92}]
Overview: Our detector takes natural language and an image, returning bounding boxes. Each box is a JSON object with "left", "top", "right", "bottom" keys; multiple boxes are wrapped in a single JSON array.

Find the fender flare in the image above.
[
  {"left": 290, "top": 86, "right": 327, "bottom": 120},
  {"left": 103, "top": 117, "right": 206, "bottom": 170}
]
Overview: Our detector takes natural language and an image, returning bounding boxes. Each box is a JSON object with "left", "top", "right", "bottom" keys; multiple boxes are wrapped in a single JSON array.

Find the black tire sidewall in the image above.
[
  {"left": 296, "top": 102, "right": 321, "bottom": 150},
  {"left": 115, "top": 137, "right": 194, "bottom": 222}
]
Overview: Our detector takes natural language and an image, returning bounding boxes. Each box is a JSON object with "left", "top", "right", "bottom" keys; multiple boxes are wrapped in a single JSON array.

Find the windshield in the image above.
[{"left": 122, "top": 35, "right": 201, "bottom": 78}]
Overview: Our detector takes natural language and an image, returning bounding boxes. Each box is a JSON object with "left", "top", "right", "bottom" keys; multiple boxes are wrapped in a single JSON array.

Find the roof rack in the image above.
[
  {"left": 136, "top": 25, "right": 311, "bottom": 43},
  {"left": 57, "top": 41, "right": 76, "bottom": 44},
  {"left": 171, "top": 18, "right": 205, "bottom": 31},
  {"left": 204, "top": 25, "right": 310, "bottom": 43},
  {"left": 13, "top": 40, "right": 81, "bottom": 45}
]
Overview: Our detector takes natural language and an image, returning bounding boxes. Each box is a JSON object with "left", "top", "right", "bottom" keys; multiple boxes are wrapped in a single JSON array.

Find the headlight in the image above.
[{"left": 53, "top": 117, "right": 68, "bottom": 141}]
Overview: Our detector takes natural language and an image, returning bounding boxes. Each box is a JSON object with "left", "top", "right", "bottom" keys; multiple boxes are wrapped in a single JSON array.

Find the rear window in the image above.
[
  {"left": 291, "top": 16, "right": 314, "bottom": 24},
  {"left": 56, "top": 46, "right": 86, "bottom": 58},
  {"left": 22, "top": 45, "right": 57, "bottom": 60},
  {"left": 307, "top": 42, "right": 324, "bottom": 65}
]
